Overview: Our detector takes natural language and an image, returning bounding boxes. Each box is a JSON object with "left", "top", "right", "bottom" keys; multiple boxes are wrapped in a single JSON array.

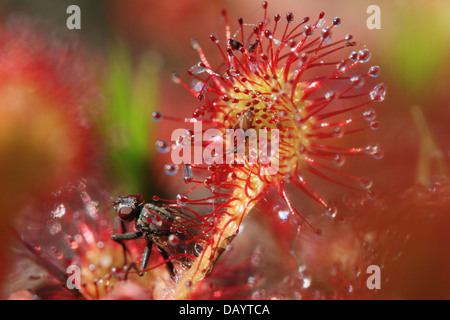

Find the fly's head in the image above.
[{"left": 113, "top": 194, "right": 144, "bottom": 222}]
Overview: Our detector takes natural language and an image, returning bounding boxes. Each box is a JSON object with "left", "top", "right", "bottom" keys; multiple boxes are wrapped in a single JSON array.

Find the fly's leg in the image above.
[
  {"left": 110, "top": 231, "right": 143, "bottom": 278},
  {"left": 110, "top": 231, "right": 143, "bottom": 242},
  {"left": 111, "top": 221, "right": 134, "bottom": 266},
  {"left": 140, "top": 241, "right": 153, "bottom": 276},
  {"left": 118, "top": 221, "right": 132, "bottom": 266},
  {"left": 124, "top": 262, "right": 140, "bottom": 281},
  {"left": 157, "top": 245, "right": 176, "bottom": 279}
]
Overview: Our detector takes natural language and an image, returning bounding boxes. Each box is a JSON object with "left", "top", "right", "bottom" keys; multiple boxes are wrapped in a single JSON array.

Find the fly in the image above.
[
  {"left": 233, "top": 107, "right": 255, "bottom": 131},
  {"left": 110, "top": 194, "right": 200, "bottom": 278},
  {"left": 229, "top": 39, "right": 243, "bottom": 51},
  {"left": 248, "top": 38, "right": 259, "bottom": 54}
]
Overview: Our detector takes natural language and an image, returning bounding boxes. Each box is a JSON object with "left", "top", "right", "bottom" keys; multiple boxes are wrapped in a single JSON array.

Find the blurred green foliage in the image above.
[
  {"left": 102, "top": 42, "right": 159, "bottom": 197},
  {"left": 386, "top": 3, "right": 450, "bottom": 96}
]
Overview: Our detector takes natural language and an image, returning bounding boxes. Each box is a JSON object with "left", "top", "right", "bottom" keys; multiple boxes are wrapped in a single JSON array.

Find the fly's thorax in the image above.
[{"left": 136, "top": 206, "right": 171, "bottom": 237}]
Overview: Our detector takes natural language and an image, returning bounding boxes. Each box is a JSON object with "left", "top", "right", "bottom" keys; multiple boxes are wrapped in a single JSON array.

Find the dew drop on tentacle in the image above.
[
  {"left": 227, "top": 172, "right": 237, "bottom": 182},
  {"left": 325, "top": 91, "right": 335, "bottom": 100},
  {"left": 286, "top": 12, "right": 294, "bottom": 23},
  {"left": 191, "top": 79, "right": 204, "bottom": 92},
  {"left": 164, "top": 163, "right": 179, "bottom": 176},
  {"left": 168, "top": 234, "right": 180, "bottom": 246},
  {"left": 349, "top": 51, "right": 358, "bottom": 62},
  {"left": 303, "top": 25, "right": 313, "bottom": 37},
  {"left": 317, "top": 11, "right": 325, "bottom": 28},
  {"left": 370, "top": 121, "right": 380, "bottom": 130},
  {"left": 209, "top": 34, "right": 219, "bottom": 43},
  {"left": 371, "top": 145, "right": 384, "bottom": 159},
  {"left": 333, "top": 126, "right": 344, "bottom": 139},
  {"left": 171, "top": 72, "right": 181, "bottom": 84},
  {"left": 277, "top": 208, "right": 290, "bottom": 221},
  {"left": 370, "top": 83, "right": 387, "bottom": 102},
  {"left": 183, "top": 164, "right": 193, "bottom": 183},
  {"left": 189, "top": 62, "right": 207, "bottom": 76},
  {"left": 365, "top": 145, "right": 384, "bottom": 159},
  {"left": 152, "top": 111, "right": 162, "bottom": 122},
  {"left": 155, "top": 140, "right": 170, "bottom": 153},
  {"left": 350, "top": 75, "right": 365, "bottom": 88},
  {"left": 368, "top": 65, "right": 380, "bottom": 77},
  {"left": 111, "top": 267, "right": 121, "bottom": 276},
  {"left": 363, "top": 109, "right": 377, "bottom": 122},
  {"left": 321, "top": 27, "right": 332, "bottom": 42},
  {"left": 326, "top": 205, "right": 338, "bottom": 219},
  {"left": 313, "top": 228, "right": 322, "bottom": 238},
  {"left": 176, "top": 130, "right": 194, "bottom": 148},
  {"left": 332, "top": 17, "right": 341, "bottom": 26},
  {"left": 193, "top": 109, "right": 205, "bottom": 119},
  {"left": 176, "top": 194, "right": 189, "bottom": 206},
  {"left": 333, "top": 154, "right": 346, "bottom": 167},
  {"left": 358, "top": 49, "right": 371, "bottom": 63},
  {"left": 359, "top": 177, "right": 373, "bottom": 190}
]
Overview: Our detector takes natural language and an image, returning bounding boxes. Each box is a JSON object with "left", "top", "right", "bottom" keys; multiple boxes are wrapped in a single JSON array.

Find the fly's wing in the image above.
[{"left": 144, "top": 202, "right": 205, "bottom": 266}]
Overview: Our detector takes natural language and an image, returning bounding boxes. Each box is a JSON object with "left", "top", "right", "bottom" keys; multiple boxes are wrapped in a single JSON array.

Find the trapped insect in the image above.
[
  {"left": 233, "top": 107, "right": 255, "bottom": 131},
  {"left": 110, "top": 194, "right": 201, "bottom": 278}
]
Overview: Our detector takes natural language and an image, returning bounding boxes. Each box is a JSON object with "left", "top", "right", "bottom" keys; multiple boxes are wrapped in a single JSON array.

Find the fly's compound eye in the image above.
[{"left": 117, "top": 205, "right": 135, "bottom": 221}]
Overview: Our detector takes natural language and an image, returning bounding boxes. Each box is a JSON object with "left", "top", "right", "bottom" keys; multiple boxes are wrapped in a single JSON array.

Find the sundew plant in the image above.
[{"left": 151, "top": 2, "right": 385, "bottom": 299}]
